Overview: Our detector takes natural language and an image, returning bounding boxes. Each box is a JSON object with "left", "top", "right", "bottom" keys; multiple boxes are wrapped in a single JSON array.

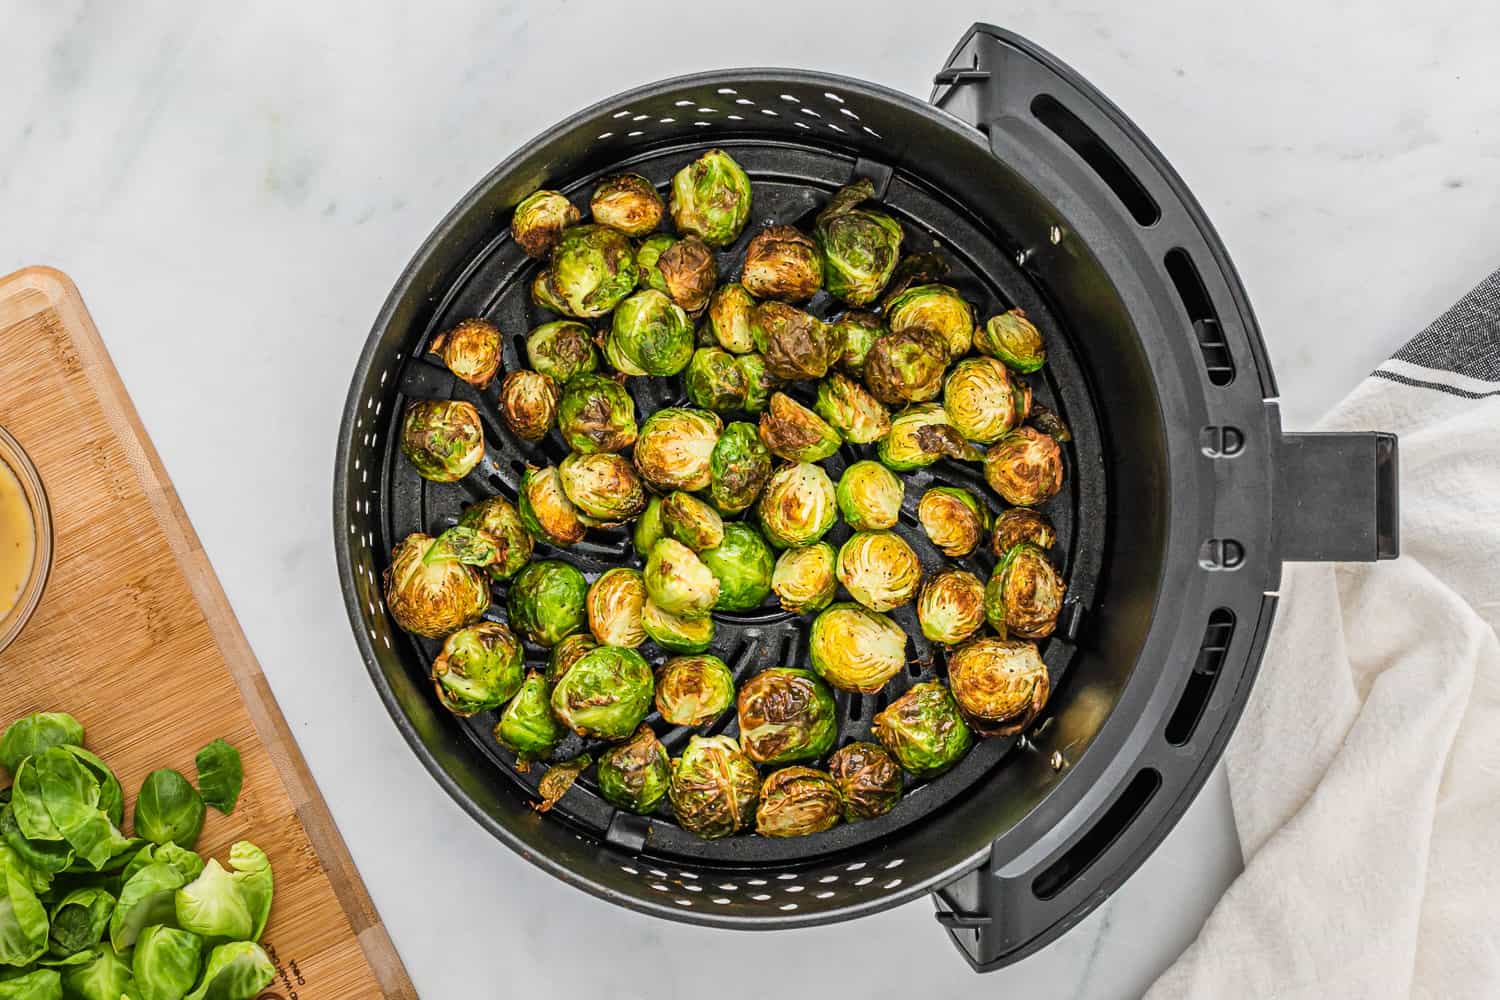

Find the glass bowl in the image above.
[{"left": 0, "top": 425, "right": 52, "bottom": 655}]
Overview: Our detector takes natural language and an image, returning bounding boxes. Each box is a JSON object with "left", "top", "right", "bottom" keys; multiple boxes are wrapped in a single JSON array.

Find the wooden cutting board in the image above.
[{"left": 0, "top": 268, "right": 416, "bottom": 998}]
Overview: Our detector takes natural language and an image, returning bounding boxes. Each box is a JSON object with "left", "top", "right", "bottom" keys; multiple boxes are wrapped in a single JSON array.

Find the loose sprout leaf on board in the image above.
[
  {"left": 0, "top": 713, "right": 85, "bottom": 777},
  {"left": 194, "top": 739, "right": 243, "bottom": 815},
  {"left": 134, "top": 769, "right": 205, "bottom": 849}
]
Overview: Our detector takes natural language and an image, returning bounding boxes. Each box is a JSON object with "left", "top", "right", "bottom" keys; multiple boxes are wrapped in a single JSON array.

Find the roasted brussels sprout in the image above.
[
  {"left": 546, "top": 633, "right": 598, "bottom": 685},
  {"left": 879, "top": 250, "right": 950, "bottom": 308},
  {"left": 706, "top": 283, "right": 758, "bottom": 354},
  {"left": 1012, "top": 377, "right": 1034, "bottom": 423},
  {"left": 993, "top": 542, "right": 1066, "bottom": 638},
  {"left": 984, "top": 426, "right": 1064, "bottom": 506},
  {"left": 1028, "top": 401, "right": 1072, "bottom": 443},
  {"left": 641, "top": 235, "right": 717, "bottom": 314},
  {"left": 736, "top": 668, "right": 837, "bottom": 764},
  {"left": 633, "top": 407, "right": 722, "bottom": 492},
  {"left": 684, "top": 347, "right": 748, "bottom": 412},
  {"left": 737, "top": 353, "right": 778, "bottom": 414},
  {"left": 742, "top": 225, "right": 823, "bottom": 302},
  {"left": 428, "top": 318, "right": 502, "bottom": 389},
  {"left": 948, "top": 638, "right": 1049, "bottom": 736},
  {"left": 917, "top": 569, "right": 987, "bottom": 646},
  {"left": 548, "top": 224, "right": 639, "bottom": 318},
  {"left": 885, "top": 283, "right": 974, "bottom": 358},
  {"left": 771, "top": 541, "right": 837, "bottom": 614},
  {"left": 518, "top": 465, "right": 587, "bottom": 546},
  {"left": 590, "top": 173, "right": 664, "bottom": 237},
  {"left": 644, "top": 538, "right": 720, "bottom": 619},
  {"left": 756, "top": 767, "right": 842, "bottom": 838},
  {"left": 431, "top": 621, "right": 525, "bottom": 716},
  {"left": 815, "top": 372, "right": 890, "bottom": 445},
  {"left": 836, "top": 531, "right": 922, "bottom": 612},
  {"left": 526, "top": 320, "right": 599, "bottom": 383},
  {"left": 918, "top": 486, "right": 990, "bottom": 558},
  {"left": 975, "top": 308, "right": 1046, "bottom": 372},
  {"left": 512, "top": 190, "right": 580, "bottom": 259},
  {"left": 632, "top": 496, "right": 665, "bottom": 560},
  {"left": 383, "top": 529, "right": 494, "bottom": 638},
  {"left": 668, "top": 735, "right": 760, "bottom": 839},
  {"left": 641, "top": 599, "right": 715, "bottom": 654},
  {"left": 752, "top": 301, "right": 841, "bottom": 381},
  {"left": 605, "top": 289, "right": 694, "bottom": 377},
  {"left": 661, "top": 492, "right": 725, "bottom": 552},
  {"left": 556, "top": 373, "right": 638, "bottom": 455},
  {"left": 863, "top": 327, "right": 949, "bottom": 405},
  {"left": 757, "top": 461, "right": 837, "bottom": 548},
  {"left": 835, "top": 460, "right": 904, "bottom": 531},
  {"left": 507, "top": 559, "right": 588, "bottom": 647},
  {"left": 655, "top": 655, "right": 736, "bottom": 727},
  {"left": 499, "top": 370, "right": 561, "bottom": 442},
  {"left": 878, "top": 403, "right": 982, "bottom": 471},
  {"left": 992, "top": 507, "right": 1057, "bottom": 555},
  {"left": 758, "top": 392, "right": 841, "bottom": 463},
  {"left": 943, "top": 357, "right": 1017, "bottom": 444},
  {"left": 457, "top": 496, "right": 533, "bottom": 580},
  {"left": 494, "top": 671, "right": 562, "bottom": 767},
  {"left": 808, "top": 602, "right": 906, "bottom": 693},
  {"left": 708, "top": 421, "right": 772, "bottom": 515},
  {"left": 597, "top": 725, "right": 671, "bottom": 814},
  {"left": 532, "top": 267, "right": 572, "bottom": 314},
  {"left": 535, "top": 755, "right": 591, "bottom": 812},
  {"left": 833, "top": 311, "right": 886, "bottom": 376},
  {"left": 699, "top": 522, "right": 774, "bottom": 611},
  {"left": 814, "top": 179, "right": 903, "bottom": 306},
  {"left": 669, "top": 149, "right": 753, "bottom": 248},
  {"left": 828, "top": 742, "right": 902, "bottom": 821},
  {"left": 400, "top": 400, "right": 484, "bottom": 482},
  {"left": 551, "top": 645, "right": 654, "bottom": 740},
  {"left": 586, "top": 567, "right": 647, "bottom": 648},
  {"left": 559, "top": 451, "right": 647, "bottom": 523},
  {"left": 872, "top": 682, "right": 974, "bottom": 778}
]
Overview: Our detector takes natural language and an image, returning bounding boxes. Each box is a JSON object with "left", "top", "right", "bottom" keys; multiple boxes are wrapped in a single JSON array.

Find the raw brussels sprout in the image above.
[
  {"left": 917, "top": 569, "right": 987, "bottom": 646},
  {"left": 428, "top": 317, "right": 502, "bottom": 389},
  {"left": 948, "top": 637, "right": 1050, "bottom": 736},
  {"left": 507, "top": 559, "right": 588, "bottom": 647},
  {"left": 548, "top": 223, "right": 639, "bottom": 318},
  {"left": 755, "top": 766, "right": 842, "bottom": 838},
  {"left": 661, "top": 492, "right": 725, "bottom": 551},
  {"left": 457, "top": 496, "right": 533, "bottom": 581},
  {"left": 0, "top": 712, "right": 83, "bottom": 774},
  {"left": 975, "top": 308, "right": 1046, "bottom": 372},
  {"left": 227, "top": 841, "right": 272, "bottom": 941},
  {"left": 0, "top": 971, "right": 60, "bottom": 999},
  {"left": 605, "top": 289, "right": 694, "bottom": 377},
  {"left": 511, "top": 190, "right": 580, "bottom": 258},
  {"left": 641, "top": 599, "right": 715, "bottom": 654},
  {"left": 918, "top": 486, "right": 990, "bottom": 558},
  {"left": 590, "top": 173, "right": 664, "bottom": 236},
  {"left": 644, "top": 538, "right": 720, "bottom": 619},
  {"left": 668, "top": 735, "right": 760, "bottom": 839},
  {"left": 684, "top": 347, "right": 749, "bottom": 412},
  {"left": 559, "top": 451, "right": 647, "bottom": 523},
  {"left": 499, "top": 370, "right": 561, "bottom": 442},
  {"left": 135, "top": 769, "right": 205, "bottom": 848},
  {"left": 808, "top": 602, "right": 906, "bottom": 693},
  {"left": 134, "top": 924, "right": 203, "bottom": 1000},
  {"left": 752, "top": 301, "right": 841, "bottom": 381},
  {"left": 586, "top": 567, "right": 647, "bottom": 648},
  {"left": 550, "top": 646, "right": 654, "bottom": 740},
  {"left": 431, "top": 621, "right": 525, "bottom": 716},
  {"left": 758, "top": 392, "right": 841, "bottom": 463},
  {"left": 984, "top": 427, "right": 1064, "bottom": 506},
  {"left": 708, "top": 421, "right": 772, "bottom": 515},
  {"left": 57, "top": 946, "right": 135, "bottom": 1000},
  {"left": 181, "top": 941, "right": 275, "bottom": 1000},
  {"left": 532, "top": 268, "right": 572, "bottom": 314},
  {"left": 175, "top": 859, "right": 253, "bottom": 942},
  {"left": 736, "top": 668, "right": 837, "bottom": 764},
  {"left": 556, "top": 373, "right": 638, "bottom": 455},
  {"left": 518, "top": 465, "right": 587, "bottom": 546},
  {"left": 833, "top": 311, "right": 886, "bottom": 376},
  {"left": 814, "top": 179, "right": 904, "bottom": 306},
  {"left": 993, "top": 542, "right": 1067, "bottom": 639},
  {"left": 863, "top": 327, "right": 949, "bottom": 405},
  {"left": 742, "top": 225, "right": 823, "bottom": 302},
  {"left": 878, "top": 403, "right": 983, "bottom": 472},
  {"left": 669, "top": 149, "right": 753, "bottom": 248},
  {"left": 383, "top": 529, "right": 494, "bottom": 638},
  {"left": 836, "top": 531, "right": 922, "bottom": 612},
  {"left": 835, "top": 460, "right": 903, "bottom": 531},
  {"left": 699, "top": 522, "right": 774, "bottom": 611},
  {"left": 771, "top": 542, "right": 837, "bottom": 614},
  {"left": 756, "top": 462, "right": 837, "bottom": 548},
  {"left": 885, "top": 283, "right": 974, "bottom": 358},
  {"left": 655, "top": 654, "right": 736, "bottom": 726},
  {"left": 48, "top": 887, "right": 114, "bottom": 957},
  {"left": 112, "top": 860, "right": 188, "bottom": 952},
  {"left": 494, "top": 671, "right": 562, "bottom": 766},
  {"left": 992, "top": 507, "right": 1057, "bottom": 556},
  {"left": 814, "top": 373, "right": 891, "bottom": 444},
  {"left": 872, "top": 682, "right": 974, "bottom": 778},
  {"left": 736, "top": 353, "right": 778, "bottom": 414},
  {"left": 706, "top": 283, "right": 758, "bottom": 354},
  {"left": 526, "top": 320, "right": 599, "bottom": 383},
  {"left": 827, "top": 742, "right": 902, "bottom": 821},
  {"left": 546, "top": 633, "right": 598, "bottom": 685},
  {"left": 634, "top": 407, "right": 722, "bottom": 492},
  {"left": 597, "top": 725, "right": 671, "bottom": 814},
  {"left": 400, "top": 399, "right": 484, "bottom": 482},
  {"left": 943, "top": 357, "right": 1017, "bottom": 444},
  {"left": 641, "top": 235, "right": 717, "bottom": 314}
]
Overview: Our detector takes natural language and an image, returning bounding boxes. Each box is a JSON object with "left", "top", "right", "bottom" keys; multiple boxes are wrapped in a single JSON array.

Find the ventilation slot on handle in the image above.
[
  {"left": 1030, "top": 94, "right": 1160, "bottom": 226},
  {"left": 1165, "top": 248, "right": 1236, "bottom": 386},
  {"left": 1032, "top": 767, "right": 1161, "bottom": 900},
  {"left": 1165, "top": 608, "right": 1237, "bottom": 746}
]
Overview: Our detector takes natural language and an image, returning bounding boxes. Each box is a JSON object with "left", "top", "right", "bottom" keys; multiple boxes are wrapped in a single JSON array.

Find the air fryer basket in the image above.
[{"left": 336, "top": 25, "right": 1398, "bottom": 970}]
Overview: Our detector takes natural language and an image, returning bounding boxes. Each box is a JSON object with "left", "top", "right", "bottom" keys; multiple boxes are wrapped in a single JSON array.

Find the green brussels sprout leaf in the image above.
[
  {"left": 133, "top": 925, "right": 203, "bottom": 1000},
  {"left": 194, "top": 739, "right": 243, "bottom": 816},
  {"left": 135, "top": 769, "right": 206, "bottom": 849}
]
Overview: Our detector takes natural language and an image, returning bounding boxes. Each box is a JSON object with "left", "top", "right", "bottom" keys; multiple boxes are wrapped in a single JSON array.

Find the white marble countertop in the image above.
[{"left": 4, "top": 2, "right": 1497, "bottom": 996}]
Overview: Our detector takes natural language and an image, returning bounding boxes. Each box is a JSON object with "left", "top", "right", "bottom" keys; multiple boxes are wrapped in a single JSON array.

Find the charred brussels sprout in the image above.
[
  {"left": 494, "top": 671, "right": 562, "bottom": 766},
  {"left": 808, "top": 602, "right": 906, "bottom": 693},
  {"left": 633, "top": 496, "right": 665, "bottom": 559},
  {"left": 917, "top": 569, "right": 987, "bottom": 646},
  {"left": 752, "top": 301, "right": 841, "bottom": 381},
  {"left": 526, "top": 320, "right": 599, "bottom": 383},
  {"left": 836, "top": 460, "right": 904, "bottom": 531},
  {"left": 976, "top": 308, "right": 1046, "bottom": 372},
  {"left": 879, "top": 403, "right": 982, "bottom": 472},
  {"left": 836, "top": 531, "right": 922, "bottom": 612},
  {"left": 737, "top": 353, "right": 778, "bottom": 414},
  {"left": 943, "top": 357, "right": 1017, "bottom": 444},
  {"left": 771, "top": 541, "right": 837, "bottom": 614},
  {"left": 992, "top": 507, "right": 1057, "bottom": 556},
  {"left": 918, "top": 486, "right": 990, "bottom": 558},
  {"left": 948, "top": 638, "right": 1049, "bottom": 737},
  {"left": 834, "top": 310, "right": 886, "bottom": 376},
  {"left": 863, "top": 327, "right": 949, "bottom": 405},
  {"left": 661, "top": 492, "right": 726, "bottom": 552},
  {"left": 872, "top": 682, "right": 974, "bottom": 778},
  {"left": 1029, "top": 401, "right": 1072, "bottom": 444},
  {"left": 984, "top": 427, "right": 1064, "bottom": 506},
  {"left": 507, "top": 559, "right": 588, "bottom": 647},
  {"left": 556, "top": 373, "right": 638, "bottom": 455},
  {"left": 758, "top": 393, "right": 841, "bottom": 463},
  {"left": 815, "top": 372, "right": 891, "bottom": 444},
  {"left": 994, "top": 542, "right": 1067, "bottom": 639},
  {"left": 597, "top": 725, "right": 671, "bottom": 814},
  {"left": 736, "top": 668, "right": 837, "bottom": 764},
  {"left": 641, "top": 235, "right": 717, "bottom": 314},
  {"left": 669, "top": 149, "right": 753, "bottom": 248},
  {"left": 644, "top": 538, "right": 721, "bottom": 619},
  {"left": 431, "top": 622, "right": 524, "bottom": 716},
  {"left": 684, "top": 347, "right": 748, "bottom": 412},
  {"left": 814, "top": 179, "right": 904, "bottom": 306},
  {"left": 668, "top": 735, "right": 760, "bottom": 840},
  {"left": 605, "top": 289, "right": 694, "bottom": 377},
  {"left": 547, "top": 633, "right": 598, "bottom": 685},
  {"left": 401, "top": 400, "right": 484, "bottom": 482},
  {"left": 757, "top": 462, "right": 837, "bottom": 548},
  {"left": 587, "top": 567, "right": 647, "bottom": 648},
  {"left": 885, "top": 283, "right": 974, "bottom": 359},
  {"left": 828, "top": 742, "right": 902, "bottom": 821},
  {"left": 706, "top": 283, "right": 758, "bottom": 354},
  {"left": 700, "top": 522, "right": 774, "bottom": 611},
  {"left": 590, "top": 173, "right": 664, "bottom": 237},
  {"left": 1012, "top": 378, "right": 1034, "bottom": 424},
  {"left": 879, "top": 251, "right": 950, "bottom": 307},
  {"left": 383, "top": 529, "right": 494, "bottom": 638},
  {"left": 641, "top": 599, "right": 715, "bottom": 653},
  {"left": 708, "top": 421, "right": 772, "bottom": 515},
  {"left": 428, "top": 318, "right": 502, "bottom": 389},
  {"left": 742, "top": 226, "right": 823, "bottom": 302},
  {"left": 532, "top": 268, "right": 572, "bottom": 314},
  {"left": 756, "top": 767, "right": 842, "bottom": 838},
  {"left": 499, "top": 370, "right": 561, "bottom": 442},
  {"left": 634, "top": 407, "right": 722, "bottom": 492},
  {"left": 559, "top": 451, "right": 647, "bottom": 523},
  {"left": 457, "top": 496, "right": 533, "bottom": 581},
  {"left": 512, "top": 190, "right": 579, "bottom": 259},
  {"left": 548, "top": 224, "right": 639, "bottom": 318},
  {"left": 655, "top": 655, "right": 736, "bottom": 727},
  {"left": 518, "top": 465, "right": 587, "bottom": 546},
  {"left": 550, "top": 646, "right": 654, "bottom": 740}
]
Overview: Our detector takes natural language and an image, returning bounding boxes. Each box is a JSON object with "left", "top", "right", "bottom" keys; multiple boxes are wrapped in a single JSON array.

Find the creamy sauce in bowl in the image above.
[{"left": 0, "top": 458, "right": 35, "bottom": 620}]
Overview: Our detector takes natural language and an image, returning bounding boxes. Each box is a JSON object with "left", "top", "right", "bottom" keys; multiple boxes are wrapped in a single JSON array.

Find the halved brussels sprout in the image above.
[
  {"left": 685, "top": 347, "right": 748, "bottom": 412},
  {"left": 641, "top": 599, "right": 715, "bottom": 654},
  {"left": 814, "top": 179, "right": 904, "bottom": 306},
  {"left": 526, "top": 320, "right": 599, "bottom": 383},
  {"left": 400, "top": 400, "right": 484, "bottom": 482},
  {"left": 975, "top": 308, "right": 1046, "bottom": 372},
  {"left": 633, "top": 496, "right": 665, "bottom": 558},
  {"left": 699, "top": 522, "right": 774, "bottom": 611},
  {"left": 736, "top": 668, "right": 837, "bottom": 764},
  {"left": 992, "top": 508, "right": 1057, "bottom": 556},
  {"left": 836, "top": 531, "right": 922, "bottom": 612},
  {"left": 758, "top": 392, "right": 841, "bottom": 463},
  {"left": 872, "top": 682, "right": 974, "bottom": 778},
  {"left": 737, "top": 353, "right": 778, "bottom": 414},
  {"left": 518, "top": 465, "right": 587, "bottom": 546},
  {"left": 757, "top": 462, "right": 837, "bottom": 548},
  {"left": 655, "top": 655, "right": 736, "bottom": 726},
  {"left": 808, "top": 602, "right": 906, "bottom": 693},
  {"left": 550, "top": 646, "right": 654, "bottom": 740},
  {"left": 559, "top": 451, "right": 647, "bottom": 523},
  {"left": 431, "top": 621, "right": 524, "bottom": 716},
  {"left": 590, "top": 173, "right": 664, "bottom": 237},
  {"left": 706, "top": 283, "right": 758, "bottom": 354},
  {"left": 708, "top": 421, "right": 772, "bottom": 515},
  {"left": 752, "top": 302, "right": 841, "bottom": 381},
  {"left": 383, "top": 529, "right": 494, "bottom": 638},
  {"left": 878, "top": 403, "right": 983, "bottom": 472},
  {"left": 605, "top": 289, "right": 694, "bottom": 377},
  {"left": 634, "top": 407, "right": 722, "bottom": 492},
  {"left": 917, "top": 486, "right": 990, "bottom": 558},
  {"left": 916, "top": 569, "right": 987, "bottom": 646},
  {"left": 771, "top": 541, "right": 837, "bottom": 614},
  {"left": 878, "top": 251, "right": 950, "bottom": 308},
  {"left": 948, "top": 638, "right": 1049, "bottom": 736},
  {"left": 984, "top": 427, "right": 1064, "bottom": 506},
  {"left": 994, "top": 542, "right": 1066, "bottom": 639},
  {"left": 943, "top": 357, "right": 1017, "bottom": 444},
  {"left": 827, "top": 742, "right": 902, "bottom": 821},
  {"left": 457, "top": 496, "right": 533, "bottom": 580},
  {"left": 586, "top": 567, "right": 647, "bottom": 648},
  {"left": 597, "top": 725, "right": 671, "bottom": 814},
  {"left": 556, "top": 373, "right": 638, "bottom": 455},
  {"left": 548, "top": 224, "right": 639, "bottom": 318},
  {"left": 641, "top": 235, "right": 717, "bottom": 314},
  {"left": 661, "top": 492, "right": 725, "bottom": 552},
  {"left": 669, "top": 149, "right": 753, "bottom": 248},
  {"left": 833, "top": 311, "right": 886, "bottom": 376},
  {"left": 497, "top": 371, "right": 559, "bottom": 444},
  {"left": 644, "top": 538, "right": 721, "bottom": 620},
  {"left": 835, "top": 460, "right": 903, "bottom": 531},
  {"left": 546, "top": 633, "right": 597, "bottom": 685},
  {"left": 742, "top": 226, "right": 823, "bottom": 302},
  {"left": 755, "top": 767, "right": 842, "bottom": 838},
  {"left": 428, "top": 318, "right": 502, "bottom": 389},
  {"left": 1012, "top": 377, "right": 1034, "bottom": 423},
  {"left": 863, "top": 327, "right": 948, "bottom": 405},
  {"left": 532, "top": 268, "right": 572, "bottom": 314},
  {"left": 494, "top": 671, "right": 562, "bottom": 767},
  {"left": 668, "top": 735, "right": 760, "bottom": 840},
  {"left": 512, "top": 190, "right": 579, "bottom": 259},
  {"left": 507, "top": 559, "right": 588, "bottom": 647},
  {"left": 815, "top": 373, "right": 891, "bottom": 445},
  {"left": 885, "top": 283, "right": 974, "bottom": 358}
]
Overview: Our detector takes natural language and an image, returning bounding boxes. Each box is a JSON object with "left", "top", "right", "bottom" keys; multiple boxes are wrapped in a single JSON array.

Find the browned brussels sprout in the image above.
[
  {"left": 771, "top": 541, "right": 837, "bottom": 614},
  {"left": 815, "top": 372, "right": 891, "bottom": 445},
  {"left": 1029, "top": 401, "right": 1072, "bottom": 443},
  {"left": 641, "top": 599, "right": 715, "bottom": 654},
  {"left": 590, "top": 173, "right": 664, "bottom": 237},
  {"left": 916, "top": 568, "right": 987, "bottom": 646},
  {"left": 550, "top": 645, "right": 654, "bottom": 740},
  {"left": 757, "top": 462, "right": 837, "bottom": 548},
  {"left": 597, "top": 725, "right": 671, "bottom": 814},
  {"left": 991, "top": 508, "right": 1057, "bottom": 556},
  {"left": 547, "top": 633, "right": 598, "bottom": 685},
  {"left": 742, "top": 226, "right": 823, "bottom": 302},
  {"left": 641, "top": 235, "right": 717, "bottom": 314},
  {"left": 878, "top": 403, "right": 983, "bottom": 472},
  {"left": 586, "top": 567, "right": 647, "bottom": 648},
  {"left": 736, "top": 668, "right": 837, "bottom": 764},
  {"left": 383, "top": 529, "right": 494, "bottom": 638},
  {"left": 975, "top": 308, "right": 1046, "bottom": 373},
  {"left": 758, "top": 392, "right": 841, "bottom": 463},
  {"left": 755, "top": 767, "right": 842, "bottom": 838},
  {"left": 634, "top": 407, "right": 722, "bottom": 492},
  {"left": 863, "top": 327, "right": 948, "bottom": 405},
  {"left": 548, "top": 224, "right": 639, "bottom": 318},
  {"left": 752, "top": 301, "right": 841, "bottom": 381},
  {"left": 737, "top": 353, "right": 779, "bottom": 414},
  {"left": 535, "top": 755, "right": 591, "bottom": 812},
  {"left": 401, "top": 400, "right": 484, "bottom": 482},
  {"left": 836, "top": 531, "right": 922, "bottom": 612},
  {"left": 814, "top": 179, "right": 904, "bottom": 306},
  {"left": 885, "top": 283, "right": 974, "bottom": 358},
  {"left": 556, "top": 373, "right": 638, "bottom": 455},
  {"left": 917, "top": 486, "right": 990, "bottom": 558},
  {"left": 706, "top": 283, "right": 758, "bottom": 354},
  {"left": 984, "top": 427, "right": 1064, "bottom": 507},
  {"left": 992, "top": 542, "right": 1066, "bottom": 639},
  {"left": 685, "top": 347, "right": 749, "bottom": 412},
  {"left": 836, "top": 460, "right": 903, "bottom": 531},
  {"left": 668, "top": 735, "right": 760, "bottom": 839},
  {"left": 428, "top": 318, "right": 502, "bottom": 389},
  {"left": 532, "top": 268, "right": 572, "bottom": 314},
  {"left": 872, "top": 682, "right": 974, "bottom": 778},
  {"left": 661, "top": 491, "right": 726, "bottom": 552},
  {"left": 512, "top": 190, "right": 579, "bottom": 259},
  {"left": 508, "top": 559, "right": 588, "bottom": 647},
  {"left": 878, "top": 251, "right": 950, "bottom": 308},
  {"left": 700, "top": 523, "right": 774, "bottom": 611},
  {"left": 708, "top": 421, "right": 772, "bottom": 515},
  {"left": 499, "top": 371, "right": 561, "bottom": 443},
  {"left": 1012, "top": 377, "right": 1034, "bottom": 424},
  {"left": 670, "top": 150, "right": 753, "bottom": 248},
  {"left": 605, "top": 289, "right": 695, "bottom": 377},
  {"left": 457, "top": 495, "right": 533, "bottom": 581},
  {"left": 644, "top": 538, "right": 720, "bottom": 619},
  {"left": 526, "top": 320, "right": 599, "bottom": 384},
  {"left": 559, "top": 451, "right": 647, "bottom": 524},
  {"left": 827, "top": 742, "right": 902, "bottom": 821},
  {"left": 655, "top": 655, "right": 736, "bottom": 727},
  {"left": 494, "top": 671, "right": 562, "bottom": 768},
  {"left": 808, "top": 602, "right": 906, "bottom": 693},
  {"left": 833, "top": 311, "right": 886, "bottom": 377},
  {"left": 947, "top": 637, "right": 1049, "bottom": 737},
  {"left": 432, "top": 621, "right": 524, "bottom": 716},
  {"left": 518, "top": 465, "right": 586, "bottom": 547},
  {"left": 943, "top": 357, "right": 1017, "bottom": 444}
]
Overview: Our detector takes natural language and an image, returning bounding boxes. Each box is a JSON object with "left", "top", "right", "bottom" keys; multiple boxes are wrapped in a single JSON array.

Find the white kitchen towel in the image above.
[{"left": 1148, "top": 271, "right": 1500, "bottom": 1000}]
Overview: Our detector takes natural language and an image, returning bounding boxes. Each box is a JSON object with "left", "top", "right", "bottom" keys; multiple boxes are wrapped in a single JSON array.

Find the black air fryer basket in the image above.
[{"left": 336, "top": 25, "right": 1398, "bottom": 970}]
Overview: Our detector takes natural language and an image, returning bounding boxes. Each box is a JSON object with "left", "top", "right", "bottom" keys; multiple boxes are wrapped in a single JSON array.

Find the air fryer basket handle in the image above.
[{"left": 1276, "top": 432, "right": 1399, "bottom": 562}]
